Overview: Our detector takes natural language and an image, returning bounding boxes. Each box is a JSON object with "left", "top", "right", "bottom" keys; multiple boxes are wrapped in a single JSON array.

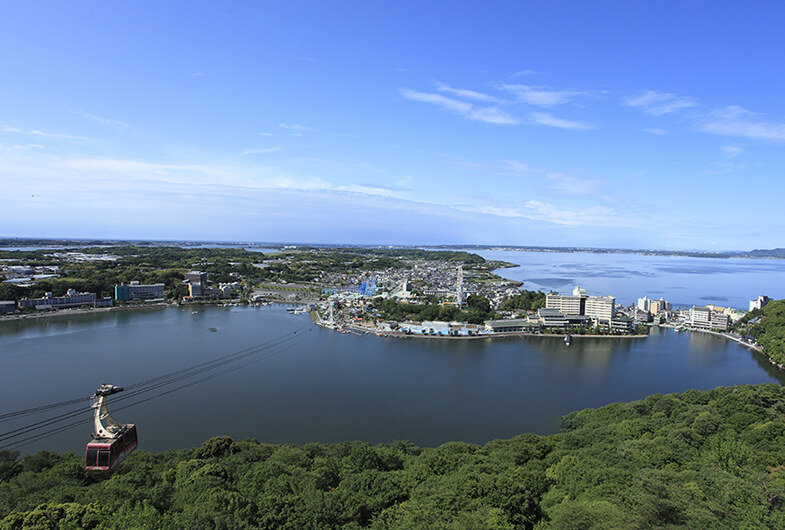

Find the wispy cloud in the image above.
[
  {"left": 644, "top": 128, "right": 669, "bottom": 135},
  {"left": 80, "top": 112, "right": 130, "bottom": 129},
  {"left": 399, "top": 88, "right": 518, "bottom": 125},
  {"left": 546, "top": 172, "right": 602, "bottom": 195},
  {"left": 12, "top": 144, "right": 45, "bottom": 150},
  {"left": 399, "top": 88, "right": 472, "bottom": 113},
  {"left": 625, "top": 90, "right": 696, "bottom": 115},
  {"left": 721, "top": 145, "right": 743, "bottom": 158},
  {"left": 2, "top": 126, "right": 88, "bottom": 141},
  {"left": 279, "top": 123, "right": 316, "bottom": 132},
  {"left": 434, "top": 81, "right": 501, "bottom": 103},
  {"left": 511, "top": 69, "right": 536, "bottom": 78},
  {"left": 530, "top": 112, "right": 593, "bottom": 131},
  {"left": 241, "top": 147, "right": 281, "bottom": 156},
  {"left": 698, "top": 105, "right": 785, "bottom": 142},
  {"left": 497, "top": 84, "right": 588, "bottom": 106}
]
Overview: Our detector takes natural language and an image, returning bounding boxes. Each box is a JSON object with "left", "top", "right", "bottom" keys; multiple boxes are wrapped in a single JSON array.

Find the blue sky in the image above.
[{"left": 1, "top": 1, "right": 784, "bottom": 250}]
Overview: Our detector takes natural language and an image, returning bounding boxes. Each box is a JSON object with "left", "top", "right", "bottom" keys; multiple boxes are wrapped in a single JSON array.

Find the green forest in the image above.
[
  {"left": 736, "top": 300, "right": 785, "bottom": 365},
  {"left": 3, "top": 384, "right": 785, "bottom": 529}
]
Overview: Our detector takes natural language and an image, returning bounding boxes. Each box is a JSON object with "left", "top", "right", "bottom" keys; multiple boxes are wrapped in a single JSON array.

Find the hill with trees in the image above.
[{"left": 3, "top": 384, "right": 785, "bottom": 528}]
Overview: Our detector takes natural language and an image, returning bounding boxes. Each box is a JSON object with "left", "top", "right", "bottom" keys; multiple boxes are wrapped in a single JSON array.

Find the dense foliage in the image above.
[
  {"left": 737, "top": 300, "right": 785, "bottom": 365},
  {"left": 372, "top": 295, "right": 496, "bottom": 324},
  {"left": 3, "top": 384, "right": 785, "bottom": 528},
  {"left": 499, "top": 291, "right": 547, "bottom": 312}
]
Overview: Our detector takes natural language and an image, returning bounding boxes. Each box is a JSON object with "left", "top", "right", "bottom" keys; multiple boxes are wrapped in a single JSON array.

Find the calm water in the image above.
[
  {"left": 1, "top": 304, "right": 782, "bottom": 455},
  {"left": 479, "top": 250, "right": 785, "bottom": 308}
]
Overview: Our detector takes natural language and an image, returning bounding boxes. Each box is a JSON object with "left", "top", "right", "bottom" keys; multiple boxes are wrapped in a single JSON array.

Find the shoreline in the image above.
[{"left": 0, "top": 302, "right": 174, "bottom": 322}]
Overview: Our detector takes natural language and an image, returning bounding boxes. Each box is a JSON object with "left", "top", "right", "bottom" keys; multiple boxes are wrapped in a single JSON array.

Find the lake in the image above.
[
  {"left": 478, "top": 250, "right": 785, "bottom": 308},
  {"left": 1, "top": 302, "right": 782, "bottom": 455}
]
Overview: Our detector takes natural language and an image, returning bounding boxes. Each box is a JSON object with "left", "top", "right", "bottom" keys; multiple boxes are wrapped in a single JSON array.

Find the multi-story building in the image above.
[
  {"left": 689, "top": 306, "right": 712, "bottom": 329},
  {"left": 637, "top": 297, "right": 650, "bottom": 312},
  {"left": 689, "top": 306, "right": 729, "bottom": 331},
  {"left": 18, "top": 290, "right": 97, "bottom": 310},
  {"left": 115, "top": 281, "right": 165, "bottom": 302},
  {"left": 185, "top": 271, "right": 208, "bottom": 285},
  {"left": 749, "top": 295, "right": 770, "bottom": 312},
  {"left": 585, "top": 296, "right": 615, "bottom": 324},
  {"left": 546, "top": 285, "right": 587, "bottom": 315},
  {"left": 0, "top": 301, "right": 15, "bottom": 314}
]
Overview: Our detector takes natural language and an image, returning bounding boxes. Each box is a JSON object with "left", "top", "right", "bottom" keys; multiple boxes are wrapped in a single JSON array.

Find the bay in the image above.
[
  {"left": 478, "top": 250, "right": 785, "bottom": 308},
  {"left": 1, "top": 303, "right": 781, "bottom": 455}
]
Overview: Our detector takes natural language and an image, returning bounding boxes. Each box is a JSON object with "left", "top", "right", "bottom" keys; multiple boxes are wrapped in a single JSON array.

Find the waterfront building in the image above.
[
  {"left": 484, "top": 318, "right": 538, "bottom": 333},
  {"left": 749, "top": 295, "right": 770, "bottom": 312},
  {"left": 18, "top": 289, "right": 97, "bottom": 310},
  {"left": 610, "top": 316, "right": 634, "bottom": 333},
  {"left": 585, "top": 296, "right": 615, "bottom": 324},
  {"left": 546, "top": 285, "right": 586, "bottom": 315},
  {"left": 637, "top": 297, "right": 650, "bottom": 312},
  {"left": 115, "top": 281, "right": 165, "bottom": 302},
  {"left": 689, "top": 306, "right": 730, "bottom": 331},
  {"left": 0, "top": 300, "right": 15, "bottom": 314}
]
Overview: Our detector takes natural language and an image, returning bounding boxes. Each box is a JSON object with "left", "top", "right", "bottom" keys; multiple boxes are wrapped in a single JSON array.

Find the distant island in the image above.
[
  {"left": 427, "top": 244, "right": 785, "bottom": 260},
  {"left": 2, "top": 238, "right": 783, "bottom": 260}
]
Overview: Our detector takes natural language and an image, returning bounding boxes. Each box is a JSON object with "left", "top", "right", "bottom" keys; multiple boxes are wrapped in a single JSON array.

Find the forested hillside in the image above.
[{"left": 3, "top": 384, "right": 785, "bottom": 529}]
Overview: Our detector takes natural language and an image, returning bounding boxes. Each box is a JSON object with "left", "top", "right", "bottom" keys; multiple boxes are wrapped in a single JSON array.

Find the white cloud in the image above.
[
  {"left": 722, "top": 145, "right": 744, "bottom": 158},
  {"left": 511, "top": 69, "right": 536, "bottom": 78},
  {"left": 80, "top": 112, "right": 130, "bottom": 129},
  {"left": 546, "top": 172, "right": 602, "bottom": 195},
  {"left": 530, "top": 112, "right": 593, "bottom": 131},
  {"left": 698, "top": 106, "right": 785, "bottom": 142},
  {"left": 498, "top": 160, "right": 534, "bottom": 175},
  {"left": 13, "top": 144, "right": 45, "bottom": 150},
  {"left": 434, "top": 81, "right": 501, "bottom": 103},
  {"left": 241, "top": 147, "right": 281, "bottom": 155},
  {"left": 279, "top": 123, "right": 316, "bottom": 132},
  {"left": 625, "top": 90, "right": 696, "bottom": 115},
  {"left": 2, "top": 126, "right": 88, "bottom": 141},
  {"left": 497, "top": 84, "right": 587, "bottom": 106},
  {"left": 467, "top": 107, "right": 519, "bottom": 125},
  {"left": 399, "top": 88, "right": 517, "bottom": 125},
  {"left": 644, "top": 128, "right": 669, "bottom": 135},
  {"left": 399, "top": 88, "right": 472, "bottom": 113}
]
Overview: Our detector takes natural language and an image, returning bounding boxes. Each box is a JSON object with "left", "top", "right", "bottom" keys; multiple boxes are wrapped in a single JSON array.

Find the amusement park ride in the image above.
[{"left": 84, "top": 384, "right": 137, "bottom": 471}]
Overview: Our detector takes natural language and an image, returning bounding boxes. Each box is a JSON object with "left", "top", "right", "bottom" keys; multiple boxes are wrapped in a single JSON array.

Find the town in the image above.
[{"left": 0, "top": 246, "right": 771, "bottom": 349}]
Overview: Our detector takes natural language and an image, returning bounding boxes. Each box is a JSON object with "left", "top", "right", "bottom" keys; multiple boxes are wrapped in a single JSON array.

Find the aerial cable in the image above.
[
  {"left": 0, "top": 328, "right": 310, "bottom": 451},
  {"left": 0, "top": 326, "right": 306, "bottom": 423},
  {"left": 0, "top": 333, "right": 301, "bottom": 444}
]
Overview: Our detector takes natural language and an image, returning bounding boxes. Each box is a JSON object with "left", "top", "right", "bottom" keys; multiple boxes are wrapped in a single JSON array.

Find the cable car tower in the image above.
[{"left": 84, "top": 384, "right": 138, "bottom": 471}]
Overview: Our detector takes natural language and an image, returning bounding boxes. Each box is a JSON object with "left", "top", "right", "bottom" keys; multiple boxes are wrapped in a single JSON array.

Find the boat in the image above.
[{"left": 564, "top": 333, "right": 572, "bottom": 346}]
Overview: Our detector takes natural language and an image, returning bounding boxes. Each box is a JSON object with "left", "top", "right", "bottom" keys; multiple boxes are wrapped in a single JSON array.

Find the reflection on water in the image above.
[{"left": 0, "top": 306, "right": 782, "bottom": 455}]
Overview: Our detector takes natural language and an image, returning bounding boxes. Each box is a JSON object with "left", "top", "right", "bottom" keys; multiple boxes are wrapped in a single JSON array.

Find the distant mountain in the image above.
[{"left": 737, "top": 248, "right": 785, "bottom": 259}]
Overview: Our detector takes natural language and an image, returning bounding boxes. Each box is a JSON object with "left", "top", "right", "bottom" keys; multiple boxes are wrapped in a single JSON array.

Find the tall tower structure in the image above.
[{"left": 456, "top": 265, "right": 464, "bottom": 307}]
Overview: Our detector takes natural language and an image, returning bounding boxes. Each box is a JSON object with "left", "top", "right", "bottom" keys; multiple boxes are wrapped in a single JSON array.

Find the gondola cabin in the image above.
[
  {"left": 84, "top": 384, "right": 138, "bottom": 471},
  {"left": 85, "top": 425, "right": 138, "bottom": 471}
]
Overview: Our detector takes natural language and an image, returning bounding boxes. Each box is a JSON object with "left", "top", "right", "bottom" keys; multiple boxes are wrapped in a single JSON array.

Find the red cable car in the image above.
[{"left": 84, "top": 384, "right": 138, "bottom": 471}]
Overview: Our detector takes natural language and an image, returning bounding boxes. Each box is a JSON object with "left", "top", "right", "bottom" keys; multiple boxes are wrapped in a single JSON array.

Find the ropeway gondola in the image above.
[{"left": 84, "top": 384, "right": 138, "bottom": 471}]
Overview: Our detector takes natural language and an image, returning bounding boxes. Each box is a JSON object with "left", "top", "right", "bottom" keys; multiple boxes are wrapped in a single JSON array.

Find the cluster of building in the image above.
[
  {"left": 0, "top": 289, "right": 113, "bottom": 314},
  {"left": 182, "top": 271, "right": 239, "bottom": 300},
  {"left": 484, "top": 285, "right": 635, "bottom": 334}
]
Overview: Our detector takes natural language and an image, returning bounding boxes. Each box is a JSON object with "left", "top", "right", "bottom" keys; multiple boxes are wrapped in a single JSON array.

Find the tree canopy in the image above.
[{"left": 3, "top": 384, "right": 785, "bottom": 528}]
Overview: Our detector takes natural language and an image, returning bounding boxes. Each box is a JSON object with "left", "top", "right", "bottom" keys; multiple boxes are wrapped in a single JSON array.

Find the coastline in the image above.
[{"left": 0, "top": 302, "right": 173, "bottom": 322}]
